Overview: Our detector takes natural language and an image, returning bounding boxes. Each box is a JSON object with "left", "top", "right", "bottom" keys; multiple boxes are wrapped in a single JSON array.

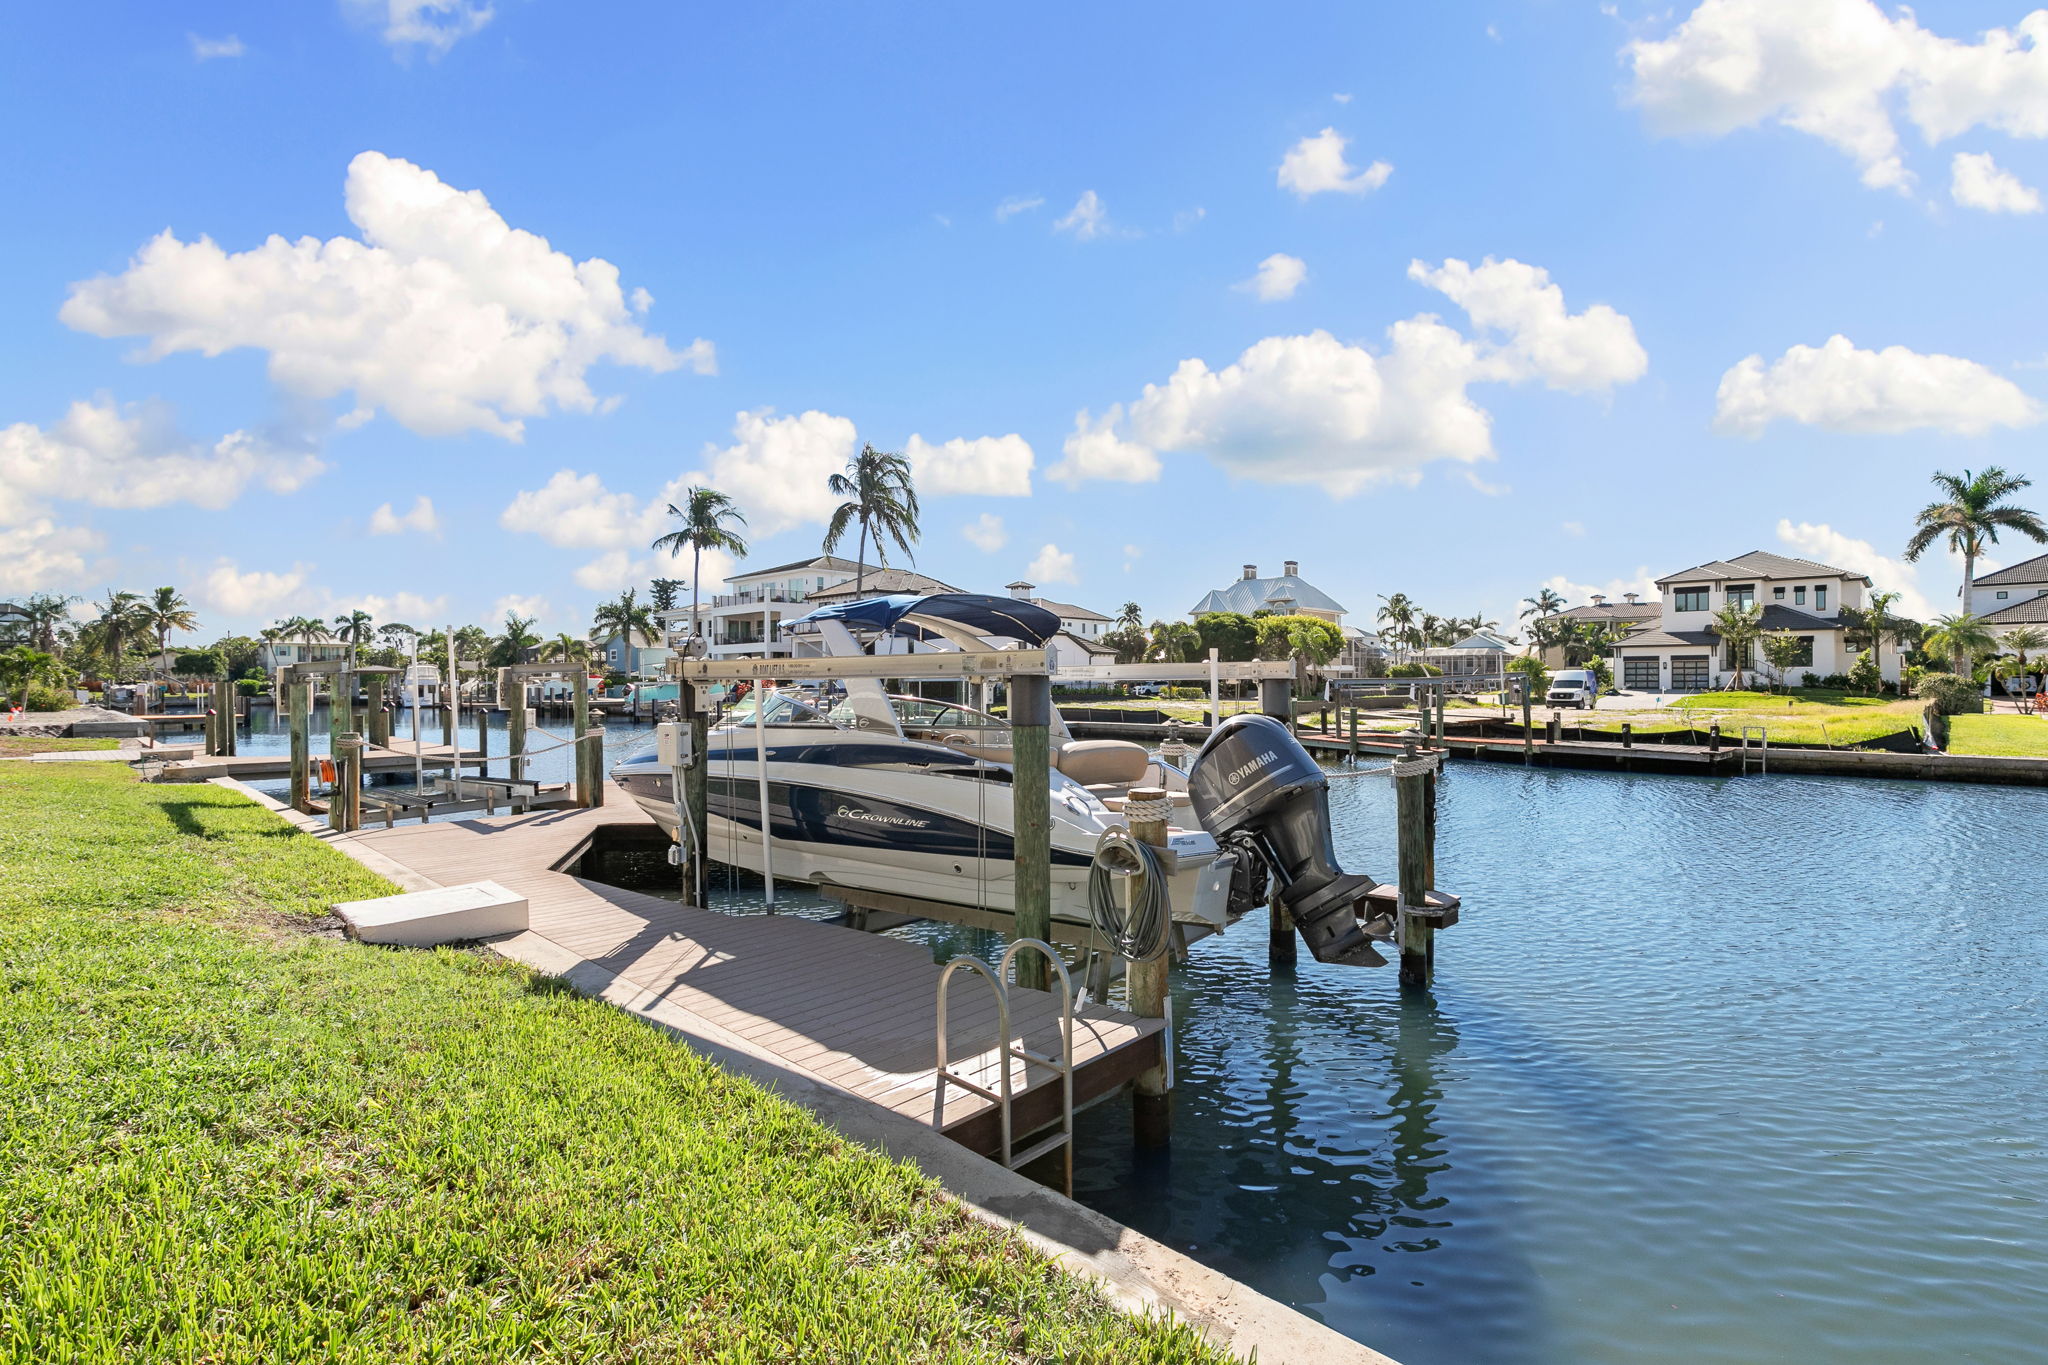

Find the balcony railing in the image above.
[{"left": 709, "top": 590, "right": 808, "bottom": 608}]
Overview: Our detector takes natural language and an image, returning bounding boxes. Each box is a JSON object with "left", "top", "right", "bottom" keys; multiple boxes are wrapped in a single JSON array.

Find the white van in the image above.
[{"left": 1545, "top": 669, "right": 1599, "bottom": 710}]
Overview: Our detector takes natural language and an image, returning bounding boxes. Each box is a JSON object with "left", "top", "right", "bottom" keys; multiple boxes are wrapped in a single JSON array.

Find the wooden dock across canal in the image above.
[
  {"left": 312, "top": 800, "right": 1163, "bottom": 1159},
  {"left": 159, "top": 737, "right": 489, "bottom": 783}
]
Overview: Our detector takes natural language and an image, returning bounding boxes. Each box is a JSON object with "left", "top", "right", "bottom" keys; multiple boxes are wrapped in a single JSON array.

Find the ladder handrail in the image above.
[{"left": 933, "top": 940, "right": 1078, "bottom": 1192}]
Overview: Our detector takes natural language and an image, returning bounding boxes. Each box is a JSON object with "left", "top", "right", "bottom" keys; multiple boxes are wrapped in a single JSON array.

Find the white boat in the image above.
[{"left": 610, "top": 592, "right": 1391, "bottom": 963}]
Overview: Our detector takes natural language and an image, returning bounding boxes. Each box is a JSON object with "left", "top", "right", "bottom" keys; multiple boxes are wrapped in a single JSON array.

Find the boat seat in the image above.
[{"left": 1055, "top": 739, "right": 1151, "bottom": 786}]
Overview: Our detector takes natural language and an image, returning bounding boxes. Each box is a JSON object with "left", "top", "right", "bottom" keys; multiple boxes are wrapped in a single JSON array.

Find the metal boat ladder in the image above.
[
  {"left": 934, "top": 939, "right": 1076, "bottom": 1194},
  {"left": 1740, "top": 725, "right": 1770, "bottom": 773}
]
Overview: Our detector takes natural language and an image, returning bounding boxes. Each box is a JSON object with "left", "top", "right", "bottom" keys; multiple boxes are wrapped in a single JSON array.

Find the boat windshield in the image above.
[{"left": 718, "top": 691, "right": 839, "bottom": 728}]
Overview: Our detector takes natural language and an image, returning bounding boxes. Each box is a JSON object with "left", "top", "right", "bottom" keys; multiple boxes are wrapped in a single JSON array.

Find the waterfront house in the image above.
[
  {"left": 1609, "top": 551, "right": 1900, "bottom": 691},
  {"left": 657, "top": 554, "right": 873, "bottom": 661},
  {"left": 590, "top": 628, "right": 672, "bottom": 678},
  {"left": 256, "top": 639, "right": 353, "bottom": 676},
  {"left": 1006, "top": 581, "right": 1114, "bottom": 641},
  {"left": 1418, "top": 629, "right": 1518, "bottom": 683},
  {"left": 1971, "top": 554, "right": 2048, "bottom": 635},
  {"left": 1188, "top": 560, "right": 1346, "bottom": 626},
  {"left": 1535, "top": 593, "right": 1660, "bottom": 669}
]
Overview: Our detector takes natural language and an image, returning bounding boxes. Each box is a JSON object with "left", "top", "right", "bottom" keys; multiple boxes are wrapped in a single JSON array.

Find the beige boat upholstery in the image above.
[{"left": 1055, "top": 739, "right": 1151, "bottom": 786}]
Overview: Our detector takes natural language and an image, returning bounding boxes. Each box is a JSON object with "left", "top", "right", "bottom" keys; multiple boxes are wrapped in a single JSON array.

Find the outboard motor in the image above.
[{"left": 1187, "top": 713, "right": 1386, "bottom": 967}]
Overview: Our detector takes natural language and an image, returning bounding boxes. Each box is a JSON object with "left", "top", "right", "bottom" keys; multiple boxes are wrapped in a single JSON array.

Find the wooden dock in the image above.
[
  {"left": 322, "top": 802, "right": 1163, "bottom": 1159},
  {"left": 157, "top": 738, "right": 488, "bottom": 783}
]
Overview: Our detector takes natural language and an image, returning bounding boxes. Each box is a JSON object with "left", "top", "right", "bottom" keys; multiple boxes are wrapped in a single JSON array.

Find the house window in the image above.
[
  {"left": 1674, "top": 586, "right": 1710, "bottom": 612},
  {"left": 1794, "top": 586, "right": 1806, "bottom": 606},
  {"left": 1788, "top": 636, "right": 1814, "bottom": 668},
  {"left": 1773, "top": 586, "right": 1786, "bottom": 600},
  {"left": 1623, "top": 657, "right": 1661, "bottom": 690},
  {"left": 1725, "top": 584, "right": 1756, "bottom": 609},
  {"left": 1724, "top": 640, "right": 1751, "bottom": 671},
  {"left": 1671, "top": 656, "right": 1710, "bottom": 689},
  {"left": 1814, "top": 585, "right": 1828, "bottom": 611},
  {"left": 1998, "top": 591, "right": 2010, "bottom": 600}
]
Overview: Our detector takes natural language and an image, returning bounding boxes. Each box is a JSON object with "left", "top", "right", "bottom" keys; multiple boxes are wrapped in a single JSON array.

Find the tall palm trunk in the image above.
[
  {"left": 855, "top": 520, "right": 870, "bottom": 594},
  {"left": 1962, "top": 539, "right": 1977, "bottom": 611},
  {"left": 691, "top": 545, "right": 702, "bottom": 645}
]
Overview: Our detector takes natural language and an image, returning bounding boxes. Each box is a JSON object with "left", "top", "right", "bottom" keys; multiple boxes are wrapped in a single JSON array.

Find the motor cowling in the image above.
[{"left": 1186, "top": 713, "right": 1386, "bottom": 966}]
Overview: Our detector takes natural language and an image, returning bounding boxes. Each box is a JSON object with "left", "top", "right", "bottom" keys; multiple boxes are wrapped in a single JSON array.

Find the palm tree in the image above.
[
  {"left": 490, "top": 613, "right": 541, "bottom": 667},
  {"left": 1118, "top": 601, "right": 1144, "bottom": 632},
  {"left": 650, "top": 487, "right": 750, "bottom": 644},
  {"left": 331, "top": 609, "right": 376, "bottom": 666},
  {"left": 1904, "top": 466, "right": 2048, "bottom": 609},
  {"left": 91, "top": 591, "right": 146, "bottom": 684},
  {"left": 1147, "top": 619, "right": 1202, "bottom": 664},
  {"left": 1520, "top": 587, "right": 1566, "bottom": 621},
  {"left": 1376, "top": 593, "right": 1416, "bottom": 658},
  {"left": 1922, "top": 612, "right": 1998, "bottom": 677},
  {"left": 822, "top": 444, "right": 921, "bottom": 594},
  {"left": 2002, "top": 624, "right": 2047, "bottom": 672},
  {"left": 21, "top": 592, "right": 78, "bottom": 654},
  {"left": 1708, "top": 601, "right": 1764, "bottom": 689},
  {"left": 592, "top": 589, "right": 656, "bottom": 652},
  {"left": 540, "top": 633, "right": 591, "bottom": 666},
  {"left": 140, "top": 586, "right": 198, "bottom": 675}
]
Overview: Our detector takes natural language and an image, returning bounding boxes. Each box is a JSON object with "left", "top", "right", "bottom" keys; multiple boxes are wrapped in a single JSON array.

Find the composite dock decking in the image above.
[{"left": 332, "top": 803, "right": 1163, "bottom": 1158}]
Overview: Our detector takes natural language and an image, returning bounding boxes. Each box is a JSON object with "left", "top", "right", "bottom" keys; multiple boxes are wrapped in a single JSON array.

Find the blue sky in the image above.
[{"left": 5, "top": 0, "right": 2047, "bottom": 641}]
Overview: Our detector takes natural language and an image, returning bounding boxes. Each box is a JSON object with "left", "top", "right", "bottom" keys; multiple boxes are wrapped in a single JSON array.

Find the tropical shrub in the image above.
[
  {"left": 1387, "top": 662, "right": 1443, "bottom": 677},
  {"left": 23, "top": 684, "right": 74, "bottom": 711},
  {"left": 1504, "top": 654, "right": 1548, "bottom": 697},
  {"left": 1848, "top": 653, "right": 1883, "bottom": 695},
  {"left": 1915, "top": 671, "right": 1982, "bottom": 715}
]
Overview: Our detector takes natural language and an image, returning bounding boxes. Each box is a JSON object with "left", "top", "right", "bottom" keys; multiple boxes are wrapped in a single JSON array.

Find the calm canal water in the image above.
[
  {"left": 232, "top": 707, "right": 2047, "bottom": 1361},
  {"left": 1074, "top": 764, "right": 2048, "bottom": 1365}
]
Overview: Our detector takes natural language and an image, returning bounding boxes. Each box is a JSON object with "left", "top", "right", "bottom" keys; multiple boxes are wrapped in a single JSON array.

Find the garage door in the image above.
[
  {"left": 1623, "top": 657, "right": 1661, "bottom": 690},
  {"left": 1670, "top": 656, "right": 1710, "bottom": 690}
]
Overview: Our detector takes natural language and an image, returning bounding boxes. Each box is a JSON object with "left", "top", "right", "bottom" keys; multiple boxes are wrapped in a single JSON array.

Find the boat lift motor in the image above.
[{"left": 1186, "top": 713, "right": 1387, "bottom": 967}]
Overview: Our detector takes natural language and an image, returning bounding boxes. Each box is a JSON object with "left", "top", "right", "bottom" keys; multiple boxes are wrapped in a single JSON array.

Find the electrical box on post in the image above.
[{"left": 656, "top": 721, "right": 693, "bottom": 769}]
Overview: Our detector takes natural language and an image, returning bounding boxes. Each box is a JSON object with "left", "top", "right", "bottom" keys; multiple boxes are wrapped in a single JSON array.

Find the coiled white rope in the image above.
[
  {"left": 1121, "top": 793, "right": 1173, "bottom": 826},
  {"left": 1086, "top": 826, "right": 1172, "bottom": 962},
  {"left": 1390, "top": 751, "right": 1442, "bottom": 779}
]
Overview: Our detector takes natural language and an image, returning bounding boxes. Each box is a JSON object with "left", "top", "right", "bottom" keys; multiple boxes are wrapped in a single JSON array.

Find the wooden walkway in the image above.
[
  {"left": 336, "top": 804, "right": 1163, "bottom": 1158},
  {"left": 158, "top": 739, "right": 488, "bottom": 783}
]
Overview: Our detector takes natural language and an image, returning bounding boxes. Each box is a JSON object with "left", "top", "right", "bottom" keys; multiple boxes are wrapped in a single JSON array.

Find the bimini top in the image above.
[{"left": 786, "top": 592, "right": 1062, "bottom": 646}]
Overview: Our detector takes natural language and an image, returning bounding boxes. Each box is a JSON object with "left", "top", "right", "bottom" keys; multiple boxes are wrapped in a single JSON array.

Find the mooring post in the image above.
[
  {"left": 475, "top": 708, "right": 490, "bottom": 781},
  {"left": 288, "top": 680, "right": 311, "bottom": 812},
  {"left": 1709, "top": 722, "right": 1721, "bottom": 753},
  {"left": 1348, "top": 705, "right": 1360, "bottom": 761},
  {"left": 223, "top": 679, "right": 238, "bottom": 755},
  {"left": 441, "top": 655, "right": 457, "bottom": 748},
  {"left": 1521, "top": 678, "right": 1534, "bottom": 764},
  {"left": 203, "top": 683, "right": 220, "bottom": 756},
  {"left": 1621, "top": 721, "right": 1633, "bottom": 749},
  {"left": 1257, "top": 677, "right": 1298, "bottom": 967},
  {"left": 365, "top": 675, "right": 389, "bottom": 748},
  {"left": 329, "top": 732, "right": 363, "bottom": 834},
  {"left": 1546, "top": 711, "right": 1561, "bottom": 745},
  {"left": 572, "top": 681, "right": 598, "bottom": 808},
  {"left": 1435, "top": 687, "right": 1447, "bottom": 744},
  {"left": 501, "top": 669, "right": 527, "bottom": 783},
  {"left": 680, "top": 679, "right": 710, "bottom": 907},
  {"left": 1395, "top": 748, "right": 1434, "bottom": 991},
  {"left": 1009, "top": 672, "right": 1054, "bottom": 991},
  {"left": 1127, "top": 786, "right": 1174, "bottom": 1148}
]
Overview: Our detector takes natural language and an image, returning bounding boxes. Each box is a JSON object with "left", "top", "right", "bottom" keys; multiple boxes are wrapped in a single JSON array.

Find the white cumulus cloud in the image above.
[
  {"left": 367, "top": 495, "right": 440, "bottom": 535},
  {"left": 492, "top": 594, "right": 552, "bottom": 625},
  {"left": 1239, "top": 253, "right": 1307, "bottom": 301},
  {"left": 1277, "top": 128, "right": 1392, "bottom": 198},
  {"left": 61, "top": 151, "right": 709, "bottom": 441},
  {"left": 346, "top": 0, "right": 494, "bottom": 56},
  {"left": 904, "top": 433, "right": 1034, "bottom": 497},
  {"left": 202, "top": 559, "right": 310, "bottom": 617},
  {"left": 189, "top": 33, "right": 244, "bottom": 60},
  {"left": 1775, "top": 519, "right": 1939, "bottom": 619},
  {"left": 1626, "top": 1, "right": 2048, "bottom": 192},
  {"left": 1054, "top": 257, "right": 1644, "bottom": 496},
  {"left": 0, "top": 397, "right": 323, "bottom": 530},
  {"left": 1538, "top": 567, "right": 1661, "bottom": 614},
  {"left": 1951, "top": 150, "right": 2043, "bottom": 211},
  {"left": 962, "top": 513, "right": 1007, "bottom": 553},
  {"left": 0, "top": 519, "right": 102, "bottom": 596},
  {"left": 1026, "top": 543, "right": 1078, "bottom": 585},
  {"left": 685, "top": 408, "right": 859, "bottom": 537},
  {"left": 500, "top": 469, "right": 675, "bottom": 549},
  {"left": 1715, "top": 335, "right": 2043, "bottom": 436}
]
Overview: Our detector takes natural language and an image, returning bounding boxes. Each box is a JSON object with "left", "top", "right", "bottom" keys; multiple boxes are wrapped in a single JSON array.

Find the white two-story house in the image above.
[
  {"left": 1972, "top": 553, "right": 2048, "bottom": 635},
  {"left": 656, "top": 554, "right": 871, "bottom": 660},
  {"left": 1610, "top": 550, "right": 1901, "bottom": 692}
]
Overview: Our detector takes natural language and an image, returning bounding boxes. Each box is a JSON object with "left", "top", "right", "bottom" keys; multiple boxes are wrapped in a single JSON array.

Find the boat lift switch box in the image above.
[
  {"left": 656, "top": 721, "right": 694, "bottom": 769},
  {"left": 333, "top": 880, "right": 528, "bottom": 947}
]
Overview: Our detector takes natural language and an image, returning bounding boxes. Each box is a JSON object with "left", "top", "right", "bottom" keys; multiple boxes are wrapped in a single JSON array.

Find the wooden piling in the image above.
[
  {"left": 328, "top": 732, "right": 363, "bottom": 833},
  {"left": 288, "top": 681, "right": 312, "bottom": 812},
  {"left": 1127, "top": 786, "right": 1173, "bottom": 1148},
  {"left": 1395, "top": 752, "right": 1433, "bottom": 991},
  {"left": 1546, "top": 711, "right": 1561, "bottom": 745},
  {"left": 1621, "top": 721, "right": 1633, "bottom": 748},
  {"left": 1521, "top": 679, "right": 1534, "bottom": 764},
  {"left": 1009, "top": 673, "right": 1054, "bottom": 992},
  {"left": 1347, "top": 705, "right": 1360, "bottom": 761},
  {"left": 1709, "top": 722, "right": 1721, "bottom": 753},
  {"left": 680, "top": 680, "right": 710, "bottom": 907},
  {"left": 502, "top": 669, "right": 527, "bottom": 783},
  {"left": 365, "top": 676, "right": 390, "bottom": 747},
  {"left": 572, "top": 683, "right": 597, "bottom": 808}
]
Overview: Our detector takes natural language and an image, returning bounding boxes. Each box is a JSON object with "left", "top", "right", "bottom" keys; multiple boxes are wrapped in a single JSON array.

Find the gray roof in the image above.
[
  {"left": 1028, "top": 596, "right": 1111, "bottom": 623},
  {"left": 807, "top": 568, "right": 963, "bottom": 601},
  {"left": 1055, "top": 629, "right": 1117, "bottom": 655},
  {"left": 1615, "top": 604, "right": 1842, "bottom": 649},
  {"left": 729, "top": 554, "right": 865, "bottom": 581},
  {"left": 1191, "top": 572, "right": 1347, "bottom": 618},
  {"left": 1983, "top": 593, "right": 2048, "bottom": 625},
  {"left": 1655, "top": 550, "right": 1870, "bottom": 587},
  {"left": 1558, "top": 602, "right": 1658, "bottom": 623},
  {"left": 1974, "top": 552, "right": 2048, "bottom": 587}
]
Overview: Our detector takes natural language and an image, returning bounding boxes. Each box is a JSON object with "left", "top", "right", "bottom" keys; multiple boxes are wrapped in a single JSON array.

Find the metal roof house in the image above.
[{"left": 1189, "top": 561, "right": 1347, "bottom": 625}]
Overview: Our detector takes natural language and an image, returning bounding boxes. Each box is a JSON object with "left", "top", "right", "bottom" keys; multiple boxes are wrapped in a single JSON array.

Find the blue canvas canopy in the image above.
[{"left": 787, "top": 592, "right": 1061, "bottom": 646}]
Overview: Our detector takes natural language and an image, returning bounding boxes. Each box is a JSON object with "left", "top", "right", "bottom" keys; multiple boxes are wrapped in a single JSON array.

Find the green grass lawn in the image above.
[
  {"left": 1946, "top": 713, "right": 2048, "bottom": 757},
  {"left": 1669, "top": 688, "right": 1896, "bottom": 711},
  {"left": 0, "top": 765, "right": 1232, "bottom": 1364},
  {"left": 0, "top": 734, "right": 119, "bottom": 758}
]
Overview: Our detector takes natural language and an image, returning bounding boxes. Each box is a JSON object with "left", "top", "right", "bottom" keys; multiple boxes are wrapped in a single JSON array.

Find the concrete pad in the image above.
[{"left": 334, "top": 880, "right": 526, "bottom": 946}]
